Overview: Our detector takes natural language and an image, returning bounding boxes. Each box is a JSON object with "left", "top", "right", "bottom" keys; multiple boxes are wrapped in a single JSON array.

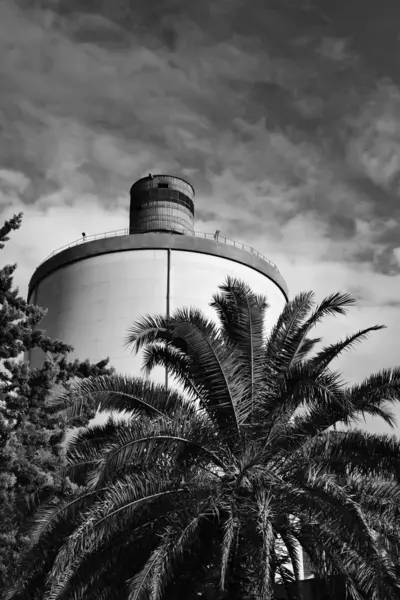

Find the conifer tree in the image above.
[{"left": 0, "top": 213, "right": 113, "bottom": 589}]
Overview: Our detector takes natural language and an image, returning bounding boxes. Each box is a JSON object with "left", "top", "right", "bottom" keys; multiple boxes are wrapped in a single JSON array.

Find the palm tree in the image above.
[{"left": 6, "top": 277, "right": 400, "bottom": 600}]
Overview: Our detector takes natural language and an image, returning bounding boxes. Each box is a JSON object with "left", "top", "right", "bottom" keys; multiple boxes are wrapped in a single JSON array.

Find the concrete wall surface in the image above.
[{"left": 29, "top": 245, "right": 287, "bottom": 382}]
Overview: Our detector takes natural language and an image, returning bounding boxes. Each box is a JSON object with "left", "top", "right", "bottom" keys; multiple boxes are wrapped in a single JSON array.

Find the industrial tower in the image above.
[{"left": 28, "top": 174, "right": 288, "bottom": 379}]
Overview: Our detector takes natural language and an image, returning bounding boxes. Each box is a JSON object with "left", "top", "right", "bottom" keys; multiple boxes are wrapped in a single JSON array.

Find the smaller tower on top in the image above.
[{"left": 129, "top": 174, "right": 195, "bottom": 235}]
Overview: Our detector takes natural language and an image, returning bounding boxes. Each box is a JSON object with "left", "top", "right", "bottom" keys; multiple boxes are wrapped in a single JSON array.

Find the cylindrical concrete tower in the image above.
[
  {"left": 28, "top": 175, "right": 288, "bottom": 381},
  {"left": 130, "top": 174, "right": 195, "bottom": 234}
]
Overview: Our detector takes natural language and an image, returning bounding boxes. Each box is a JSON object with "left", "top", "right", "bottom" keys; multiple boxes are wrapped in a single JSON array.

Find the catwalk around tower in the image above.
[{"left": 27, "top": 174, "right": 288, "bottom": 380}]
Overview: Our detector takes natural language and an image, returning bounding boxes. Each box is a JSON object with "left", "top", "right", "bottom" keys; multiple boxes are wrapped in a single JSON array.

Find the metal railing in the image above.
[
  {"left": 40, "top": 228, "right": 130, "bottom": 264},
  {"left": 39, "top": 228, "right": 281, "bottom": 274},
  {"left": 183, "top": 230, "right": 280, "bottom": 273}
]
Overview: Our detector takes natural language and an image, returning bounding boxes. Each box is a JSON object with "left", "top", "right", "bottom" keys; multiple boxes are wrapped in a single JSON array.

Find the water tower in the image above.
[{"left": 28, "top": 174, "right": 288, "bottom": 379}]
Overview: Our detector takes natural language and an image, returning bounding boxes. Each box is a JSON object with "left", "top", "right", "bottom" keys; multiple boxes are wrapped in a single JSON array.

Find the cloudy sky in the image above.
[{"left": 1, "top": 0, "right": 400, "bottom": 433}]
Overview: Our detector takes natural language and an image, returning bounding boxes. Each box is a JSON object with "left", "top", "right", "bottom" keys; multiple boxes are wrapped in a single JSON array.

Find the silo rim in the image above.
[
  {"left": 131, "top": 174, "right": 195, "bottom": 196},
  {"left": 28, "top": 233, "right": 288, "bottom": 301}
]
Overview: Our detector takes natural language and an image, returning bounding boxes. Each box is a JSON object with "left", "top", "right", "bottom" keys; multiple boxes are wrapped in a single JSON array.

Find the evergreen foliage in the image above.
[{"left": 0, "top": 214, "right": 113, "bottom": 589}]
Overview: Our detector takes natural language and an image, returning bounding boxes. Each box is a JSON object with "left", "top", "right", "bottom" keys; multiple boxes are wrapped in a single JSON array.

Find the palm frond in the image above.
[
  {"left": 44, "top": 473, "right": 210, "bottom": 599},
  {"left": 265, "top": 291, "right": 315, "bottom": 371},
  {"left": 141, "top": 343, "right": 204, "bottom": 403},
  {"left": 297, "top": 511, "right": 400, "bottom": 600},
  {"left": 347, "top": 477, "right": 400, "bottom": 520},
  {"left": 148, "top": 506, "right": 212, "bottom": 600},
  {"left": 292, "top": 336, "right": 321, "bottom": 363},
  {"left": 155, "top": 307, "right": 249, "bottom": 433},
  {"left": 304, "top": 429, "right": 400, "bottom": 480},
  {"left": 63, "top": 418, "right": 132, "bottom": 484},
  {"left": 43, "top": 525, "right": 149, "bottom": 600},
  {"left": 298, "top": 292, "right": 355, "bottom": 336},
  {"left": 279, "top": 372, "right": 355, "bottom": 447},
  {"left": 285, "top": 468, "right": 389, "bottom": 564},
  {"left": 309, "top": 326, "right": 385, "bottom": 374},
  {"left": 211, "top": 276, "right": 267, "bottom": 333},
  {"left": 57, "top": 375, "right": 188, "bottom": 421},
  {"left": 346, "top": 367, "right": 400, "bottom": 426},
  {"left": 259, "top": 367, "right": 346, "bottom": 448},
  {"left": 296, "top": 530, "right": 364, "bottom": 600},
  {"left": 95, "top": 429, "right": 225, "bottom": 489},
  {"left": 286, "top": 292, "right": 356, "bottom": 370},
  {"left": 211, "top": 276, "right": 268, "bottom": 405},
  {"left": 125, "top": 313, "right": 169, "bottom": 353},
  {"left": 27, "top": 489, "right": 102, "bottom": 547},
  {"left": 127, "top": 543, "right": 163, "bottom": 600}
]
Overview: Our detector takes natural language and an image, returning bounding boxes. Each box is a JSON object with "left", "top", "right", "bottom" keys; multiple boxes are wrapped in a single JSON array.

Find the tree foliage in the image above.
[
  {"left": 6, "top": 277, "right": 400, "bottom": 600},
  {"left": 0, "top": 214, "right": 114, "bottom": 589}
]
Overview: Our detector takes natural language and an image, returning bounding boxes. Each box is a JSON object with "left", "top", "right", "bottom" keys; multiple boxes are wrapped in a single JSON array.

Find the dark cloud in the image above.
[
  {"left": 1, "top": 0, "right": 400, "bottom": 270},
  {"left": 311, "top": 0, "right": 400, "bottom": 80}
]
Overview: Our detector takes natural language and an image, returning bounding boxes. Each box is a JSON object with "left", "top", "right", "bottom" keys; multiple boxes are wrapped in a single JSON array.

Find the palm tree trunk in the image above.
[{"left": 224, "top": 551, "right": 249, "bottom": 600}]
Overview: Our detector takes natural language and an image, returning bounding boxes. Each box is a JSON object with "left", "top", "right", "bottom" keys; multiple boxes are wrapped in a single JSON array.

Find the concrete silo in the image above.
[{"left": 28, "top": 174, "right": 288, "bottom": 379}]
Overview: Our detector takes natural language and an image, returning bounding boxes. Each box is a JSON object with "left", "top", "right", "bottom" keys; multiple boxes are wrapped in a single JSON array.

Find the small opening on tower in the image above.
[{"left": 158, "top": 183, "right": 169, "bottom": 189}]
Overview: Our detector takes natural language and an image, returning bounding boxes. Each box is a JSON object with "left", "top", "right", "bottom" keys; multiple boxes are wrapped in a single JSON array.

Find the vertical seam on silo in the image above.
[
  {"left": 165, "top": 248, "right": 171, "bottom": 391},
  {"left": 166, "top": 248, "right": 171, "bottom": 318}
]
